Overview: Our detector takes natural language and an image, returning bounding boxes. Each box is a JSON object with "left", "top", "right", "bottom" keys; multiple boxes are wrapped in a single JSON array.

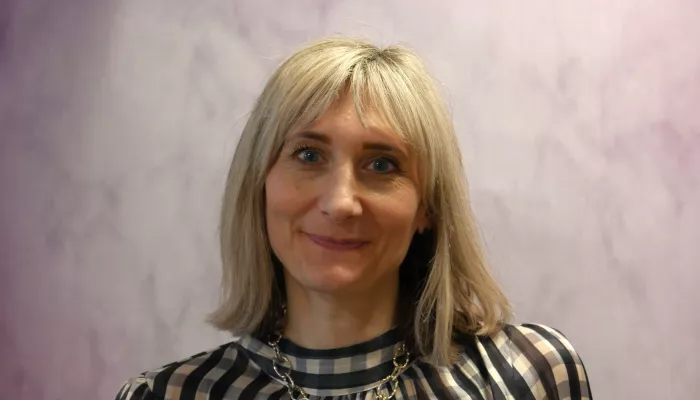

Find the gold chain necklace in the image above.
[{"left": 268, "top": 333, "right": 410, "bottom": 400}]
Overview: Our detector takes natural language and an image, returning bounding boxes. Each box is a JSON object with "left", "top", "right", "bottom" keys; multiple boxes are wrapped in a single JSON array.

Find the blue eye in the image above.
[
  {"left": 293, "top": 146, "right": 322, "bottom": 164},
  {"left": 368, "top": 158, "right": 398, "bottom": 174}
]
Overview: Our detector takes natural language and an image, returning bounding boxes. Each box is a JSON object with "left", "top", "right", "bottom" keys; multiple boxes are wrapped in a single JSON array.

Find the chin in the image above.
[{"left": 296, "top": 264, "right": 368, "bottom": 293}]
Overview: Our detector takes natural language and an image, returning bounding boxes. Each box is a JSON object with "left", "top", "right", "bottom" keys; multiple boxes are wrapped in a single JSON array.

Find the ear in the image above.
[{"left": 416, "top": 202, "right": 432, "bottom": 234}]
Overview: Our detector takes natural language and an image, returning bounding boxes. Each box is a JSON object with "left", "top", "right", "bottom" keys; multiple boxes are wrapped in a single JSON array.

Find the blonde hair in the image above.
[{"left": 209, "top": 37, "right": 512, "bottom": 365}]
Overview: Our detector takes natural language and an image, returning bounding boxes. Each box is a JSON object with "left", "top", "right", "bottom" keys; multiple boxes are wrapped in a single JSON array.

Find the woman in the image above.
[{"left": 117, "top": 38, "right": 592, "bottom": 399}]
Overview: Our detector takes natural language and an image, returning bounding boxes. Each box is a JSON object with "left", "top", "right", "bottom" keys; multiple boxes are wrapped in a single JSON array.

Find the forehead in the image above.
[{"left": 298, "top": 94, "right": 408, "bottom": 147}]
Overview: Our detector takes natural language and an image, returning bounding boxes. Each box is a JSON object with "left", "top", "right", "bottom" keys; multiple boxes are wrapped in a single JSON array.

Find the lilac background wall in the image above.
[{"left": 1, "top": 0, "right": 699, "bottom": 398}]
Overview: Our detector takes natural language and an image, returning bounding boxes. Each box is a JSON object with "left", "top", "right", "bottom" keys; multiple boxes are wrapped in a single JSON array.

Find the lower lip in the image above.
[{"left": 305, "top": 233, "right": 368, "bottom": 251}]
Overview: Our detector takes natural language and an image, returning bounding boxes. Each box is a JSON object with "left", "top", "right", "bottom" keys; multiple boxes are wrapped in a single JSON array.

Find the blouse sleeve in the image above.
[
  {"left": 115, "top": 376, "right": 162, "bottom": 400},
  {"left": 507, "top": 323, "right": 593, "bottom": 399}
]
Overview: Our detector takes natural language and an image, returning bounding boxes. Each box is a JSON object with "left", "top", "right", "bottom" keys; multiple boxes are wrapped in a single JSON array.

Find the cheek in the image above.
[
  {"left": 265, "top": 175, "right": 293, "bottom": 263},
  {"left": 265, "top": 166, "right": 307, "bottom": 234},
  {"left": 265, "top": 171, "right": 286, "bottom": 230},
  {"left": 266, "top": 167, "right": 293, "bottom": 209},
  {"left": 374, "top": 197, "right": 421, "bottom": 240}
]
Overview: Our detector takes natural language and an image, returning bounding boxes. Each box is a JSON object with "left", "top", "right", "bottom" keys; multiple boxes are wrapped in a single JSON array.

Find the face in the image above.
[{"left": 265, "top": 95, "right": 429, "bottom": 295}]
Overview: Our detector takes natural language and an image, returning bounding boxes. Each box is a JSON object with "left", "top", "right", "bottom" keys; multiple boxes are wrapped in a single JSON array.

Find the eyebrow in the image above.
[{"left": 290, "top": 130, "right": 408, "bottom": 158}]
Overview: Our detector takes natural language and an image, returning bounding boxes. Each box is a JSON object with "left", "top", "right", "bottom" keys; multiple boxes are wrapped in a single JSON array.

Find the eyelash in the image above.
[
  {"left": 291, "top": 144, "right": 314, "bottom": 155},
  {"left": 289, "top": 145, "right": 402, "bottom": 174},
  {"left": 290, "top": 144, "right": 319, "bottom": 163}
]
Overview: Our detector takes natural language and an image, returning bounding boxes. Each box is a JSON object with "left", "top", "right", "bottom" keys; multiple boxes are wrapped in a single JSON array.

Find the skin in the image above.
[{"left": 265, "top": 94, "right": 429, "bottom": 349}]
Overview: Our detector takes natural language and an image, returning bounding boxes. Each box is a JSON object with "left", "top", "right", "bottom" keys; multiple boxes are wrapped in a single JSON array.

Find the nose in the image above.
[{"left": 319, "top": 163, "right": 362, "bottom": 223}]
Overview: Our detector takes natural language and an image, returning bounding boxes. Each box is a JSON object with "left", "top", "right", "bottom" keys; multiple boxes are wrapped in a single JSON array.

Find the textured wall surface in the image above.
[{"left": 1, "top": 1, "right": 699, "bottom": 398}]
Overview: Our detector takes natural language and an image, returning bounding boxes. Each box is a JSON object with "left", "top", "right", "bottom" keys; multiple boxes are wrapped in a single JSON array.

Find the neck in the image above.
[{"left": 282, "top": 274, "right": 399, "bottom": 349}]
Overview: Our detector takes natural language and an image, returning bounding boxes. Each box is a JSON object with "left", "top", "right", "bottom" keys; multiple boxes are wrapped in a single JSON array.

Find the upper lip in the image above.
[{"left": 304, "top": 233, "right": 368, "bottom": 244}]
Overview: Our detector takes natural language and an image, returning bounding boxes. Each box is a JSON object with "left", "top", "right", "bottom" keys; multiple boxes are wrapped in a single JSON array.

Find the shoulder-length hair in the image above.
[{"left": 209, "top": 37, "right": 512, "bottom": 366}]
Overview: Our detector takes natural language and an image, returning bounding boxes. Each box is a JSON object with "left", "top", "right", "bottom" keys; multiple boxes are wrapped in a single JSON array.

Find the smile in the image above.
[{"left": 304, "top": 233, "right": 369, "bottom": 251}]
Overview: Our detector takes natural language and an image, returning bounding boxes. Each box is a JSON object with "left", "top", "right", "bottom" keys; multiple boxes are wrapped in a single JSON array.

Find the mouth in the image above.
[{"left": 303, "top": 232, "right": 369, "bottom": 251}]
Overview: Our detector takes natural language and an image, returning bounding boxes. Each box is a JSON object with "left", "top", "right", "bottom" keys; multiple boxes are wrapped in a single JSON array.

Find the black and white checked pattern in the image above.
[{"left": 116, "top": 324, "right": 592, "bottom": 399}]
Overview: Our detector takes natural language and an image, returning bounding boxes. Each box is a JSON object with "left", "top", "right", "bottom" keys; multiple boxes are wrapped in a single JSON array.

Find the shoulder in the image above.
[
  {"left": 494, "top": 323, "right": 587, "bottom": 369},
  {"left": 456, "top": 323, "right": 592, "bottom": 399},
  {"left": 115, "top": 342, "right": 239, "bottom": 400},
  {"left": 116, "top": 376, "right": 155, "bottom": 400}
]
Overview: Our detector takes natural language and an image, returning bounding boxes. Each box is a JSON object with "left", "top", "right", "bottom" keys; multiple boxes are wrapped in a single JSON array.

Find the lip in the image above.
[{"left": 304, "top": 232, "right": 369, "bottom": 251}]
